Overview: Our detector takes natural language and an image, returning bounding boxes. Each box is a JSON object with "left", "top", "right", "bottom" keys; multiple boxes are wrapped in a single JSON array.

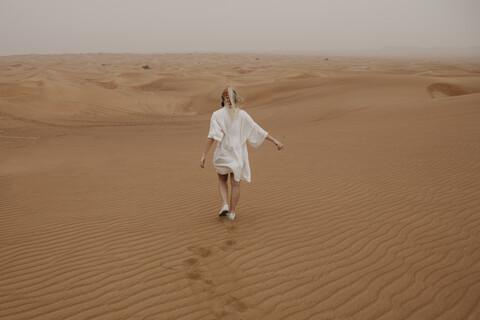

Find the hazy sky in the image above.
[{"left": 1, "top": 0, "right": 479, "bottom": 55}]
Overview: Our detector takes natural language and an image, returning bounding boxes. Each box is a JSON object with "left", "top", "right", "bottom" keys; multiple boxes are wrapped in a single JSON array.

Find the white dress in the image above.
[{"left": 208, "top": 107, "right": 268, "bottom": 182}]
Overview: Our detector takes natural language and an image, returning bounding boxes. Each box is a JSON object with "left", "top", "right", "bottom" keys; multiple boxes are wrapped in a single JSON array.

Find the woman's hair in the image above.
[{"left": 222, "top": 86, "right": 241, "bottom": 119}]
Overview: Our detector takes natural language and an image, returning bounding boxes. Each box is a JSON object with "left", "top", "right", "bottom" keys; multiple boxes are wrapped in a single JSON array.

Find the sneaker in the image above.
[
  {"left": 219, "top": 204, "right": 229, "bottom": 217},
  {"left": 227, "top": 212, "right": 236, "bottom": 220}
]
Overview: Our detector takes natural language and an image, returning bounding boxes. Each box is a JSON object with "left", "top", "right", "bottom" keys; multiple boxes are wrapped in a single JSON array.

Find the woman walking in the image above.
[{"left": 200, "top": 86, "right": 284, "bottom": 220}]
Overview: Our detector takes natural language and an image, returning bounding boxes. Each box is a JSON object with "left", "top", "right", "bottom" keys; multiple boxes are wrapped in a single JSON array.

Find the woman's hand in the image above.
[
  {"left": 274, "top": 140, "right": 284, "bottom": 150},
  {"left": 266, "top": 134, "right": 284, "bottom": 150},
  {"left": 200, "top": 138, "right": 214, "bottom": 168}
]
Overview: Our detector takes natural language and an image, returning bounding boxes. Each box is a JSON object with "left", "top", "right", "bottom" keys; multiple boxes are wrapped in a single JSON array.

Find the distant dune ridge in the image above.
[
  {"left": 1, "top": 53, "right": 480, "bottom": 319},
  {"left": 426, "top": 82, "right": 480, "bottom": 98}
]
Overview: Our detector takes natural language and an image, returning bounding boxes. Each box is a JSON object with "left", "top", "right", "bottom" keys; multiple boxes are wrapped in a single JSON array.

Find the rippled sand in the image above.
[{"left": 1, "top": 53, "right": 480, "bottom": 319}]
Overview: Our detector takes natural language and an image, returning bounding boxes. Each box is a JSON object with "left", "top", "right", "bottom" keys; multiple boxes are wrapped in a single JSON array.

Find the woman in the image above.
[{"left": 200, "top": 86, "right": 284, "bottom": 220}]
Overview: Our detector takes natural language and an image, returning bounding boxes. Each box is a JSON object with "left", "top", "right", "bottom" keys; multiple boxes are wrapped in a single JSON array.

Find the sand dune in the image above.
[
  {"left": 426, "top": 82, "right": 480, "bottom": 98},
  {"left": 1, "top": 53, "right": 480, "bottom": 319}
]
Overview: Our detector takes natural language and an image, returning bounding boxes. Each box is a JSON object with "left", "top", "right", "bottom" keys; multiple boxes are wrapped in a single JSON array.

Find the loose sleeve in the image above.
[
  {"left": 245, "top": 113, "right": 268, "bottom": 148},
  {"left": 207, "top": 113, "right": 224, "bottom": 141}
]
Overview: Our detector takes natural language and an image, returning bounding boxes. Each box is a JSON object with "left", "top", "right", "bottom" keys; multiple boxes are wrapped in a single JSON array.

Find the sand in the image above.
[{"left": 1, "top": 53, "right": 480, "bottom": 319}]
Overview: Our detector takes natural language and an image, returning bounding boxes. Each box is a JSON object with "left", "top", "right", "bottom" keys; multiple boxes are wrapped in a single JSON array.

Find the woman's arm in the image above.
[
  {"left": 266, "top": 134, "right": 284, "bottom": 150},
  {"left": 200, "top": 138, "right": 215, "bottom": 168}
]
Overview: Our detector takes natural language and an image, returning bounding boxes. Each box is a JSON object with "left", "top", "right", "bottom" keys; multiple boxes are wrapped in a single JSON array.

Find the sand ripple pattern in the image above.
[{"left": 1, "top": 53, "right": 480, "bottom": 319}]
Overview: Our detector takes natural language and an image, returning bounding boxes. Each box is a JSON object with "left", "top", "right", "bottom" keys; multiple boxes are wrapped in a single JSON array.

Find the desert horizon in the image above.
[
  {"left": 2, "top": 46, "right": 480, "bottom": 59},
  {"left": 1, "top": 52, "right": 480, "bottom": 319}
]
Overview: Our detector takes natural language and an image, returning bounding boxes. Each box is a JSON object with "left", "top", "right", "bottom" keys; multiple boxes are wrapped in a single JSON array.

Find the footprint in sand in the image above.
[
  {"left": 224, "top": 295, "right": 248, "bottom": 313},
  {"left": 188, "top": 246, "right": 212, "bottom": 257},
  {"left": 186, "top": 269, "right": 202, "bottom": 280},
  {"left": 221, "top": 239, "right": 237, "bottom": 251},
  {"left": 225, "top": 239, "right": 236, "bottom": 246},
  {"left": 184, "top": 247, "right": 212, "bottom": 283},
  {"left": 183, "top": 257, "right": 199, "bottom": 266},
  {"left": 226, "top": 225, "right": 237, "bottom": 232},
  {"left": 185, "top": 244, "right": 246, "bottom": 315},
  {"left": 211, "top": 295, "right": 248, "bottom": 317}
]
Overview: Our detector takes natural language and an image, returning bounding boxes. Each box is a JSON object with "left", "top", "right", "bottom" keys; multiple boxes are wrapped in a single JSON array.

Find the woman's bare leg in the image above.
[
  {"left": 230, "top": 173, "right": 240, "bottom": 212},
  {"left": 217, "top": 173, "right": 229, "bottom": 205}
]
